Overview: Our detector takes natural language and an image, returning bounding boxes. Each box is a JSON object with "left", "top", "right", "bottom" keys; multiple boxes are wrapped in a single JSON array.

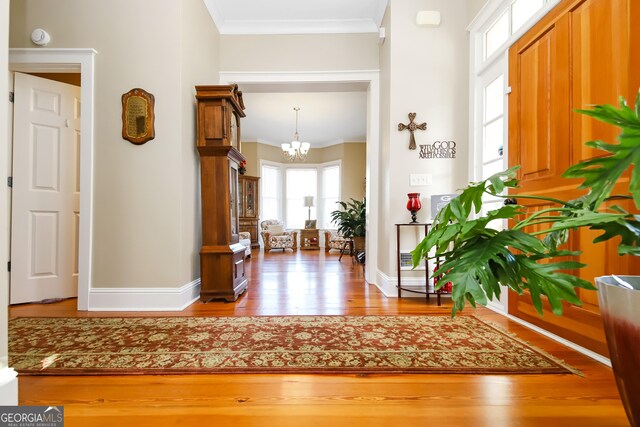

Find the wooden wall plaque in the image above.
[{"left": 122, "top": 88, "right": 155, "bottom": 145}]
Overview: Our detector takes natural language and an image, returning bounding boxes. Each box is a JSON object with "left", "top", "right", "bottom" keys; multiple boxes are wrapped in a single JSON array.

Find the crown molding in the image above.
[
  {"left": 202, "top": 0, "right": 387, "bottom": 35},
  {"left": 220, "top": 18, "right": 378, "bottom": 35}
]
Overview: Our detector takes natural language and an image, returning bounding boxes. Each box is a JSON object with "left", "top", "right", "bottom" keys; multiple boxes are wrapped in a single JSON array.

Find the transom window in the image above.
[{"left": 484, "top": 0, "right": 550, "bottom": 59}]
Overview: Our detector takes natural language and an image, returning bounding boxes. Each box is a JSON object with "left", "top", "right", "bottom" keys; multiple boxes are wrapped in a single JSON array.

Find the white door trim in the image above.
[
  {"left": 219, "top": 70, "right": 380, "bottom": 285},
  {"left": 8, "top": 48, "right": 97, "bottom": 310}
]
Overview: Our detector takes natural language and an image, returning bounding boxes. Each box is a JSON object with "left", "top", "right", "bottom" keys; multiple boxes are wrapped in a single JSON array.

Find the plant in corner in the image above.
[
  {"left": 330, "top": 198, "right": 366, "bottom": 253},
  {"left": 412, "top": 92, "right": 640, "bottom": 426}
]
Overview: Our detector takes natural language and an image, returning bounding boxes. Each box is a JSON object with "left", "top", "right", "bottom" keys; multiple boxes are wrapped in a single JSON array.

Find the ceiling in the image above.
[
  {"left": 241, "top": 88, "right": 367, "bottom": 148},
  {"left": 203, "top": 0, "right": 387, "bottom": 35},
  {"left": 208, "top": 1, "right": 379, "bottom": 148}
]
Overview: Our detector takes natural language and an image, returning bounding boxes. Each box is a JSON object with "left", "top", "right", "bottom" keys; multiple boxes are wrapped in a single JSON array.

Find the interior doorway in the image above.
[
  {"left": 9, "top": 72, "right": 81, "bottom": 304},
  {"left": 219, "top": 71, "right": 380, "bottom": 285},
  {"left": 7, "top": 48, "right": 96, "bottom": 310}
]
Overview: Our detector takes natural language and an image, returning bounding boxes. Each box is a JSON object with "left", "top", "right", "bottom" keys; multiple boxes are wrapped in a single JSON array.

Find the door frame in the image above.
[
  {"left": 219, "top": 70, "right": 380, "bottom": 285},
  {"left": 7, "top": 48, "right": 96, "bottom": 310}
]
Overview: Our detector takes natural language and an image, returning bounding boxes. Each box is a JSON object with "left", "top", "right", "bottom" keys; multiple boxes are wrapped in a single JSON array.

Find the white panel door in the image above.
[{"left": 10, "top": 73, "right": 81, "bottom": 304}]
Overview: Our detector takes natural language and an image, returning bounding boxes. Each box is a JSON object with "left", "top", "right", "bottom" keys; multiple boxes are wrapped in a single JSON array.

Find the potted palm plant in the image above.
[
  {"left": 412, "top": 93, "right": 639, "bottom": 426},
  {"left": 330, "top": 198, "right": 366, "bottom": 252}
]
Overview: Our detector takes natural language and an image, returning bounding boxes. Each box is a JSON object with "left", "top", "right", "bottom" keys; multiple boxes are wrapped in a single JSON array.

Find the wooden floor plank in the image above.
[{"left": 9, "top": 250, "right": 627, "bottom": 426}]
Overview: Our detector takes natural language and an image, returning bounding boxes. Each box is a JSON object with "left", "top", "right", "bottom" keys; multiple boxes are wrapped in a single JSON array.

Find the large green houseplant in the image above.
[
  {"left": 412, "top": 94, "right": 639, "bottom": 314},
  {"left": 330, "top": 198, "right": 366, "bottom": 251},
  {"left": 412, "top": 93, "right": 640, "bottom": 426}
]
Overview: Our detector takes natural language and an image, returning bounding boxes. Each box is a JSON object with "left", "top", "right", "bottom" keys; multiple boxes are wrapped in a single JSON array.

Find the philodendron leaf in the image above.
[
  {"left": 591, "top": 217, "right": 640, "bottom": 255},
  {"left": 567, "top": 94, "right": 640, "bottom": 209},
  {"left": 632, "top": 159, "right": 640, "bottom": 208},
  {"left": 619, "top": 245, "right": 640, "bottom": 256},
  {"left": 542, "top": 209, "right": 628, "bottom": 234},
  {"left": 430, "top": 228, "right": 596, "bottom": 316},
  {"left": 517, "top": 258, "right": 595, "bottom": 315}
]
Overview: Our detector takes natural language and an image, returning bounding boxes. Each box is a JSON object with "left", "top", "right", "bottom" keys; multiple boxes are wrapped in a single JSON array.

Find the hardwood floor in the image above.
[{"left": 9, "top": 250, "right": 628, "bottom": 426}]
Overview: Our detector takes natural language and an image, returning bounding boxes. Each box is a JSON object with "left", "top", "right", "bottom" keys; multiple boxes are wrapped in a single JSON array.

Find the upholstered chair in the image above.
[
  {"left": 324, "top": 230, "right": 347, "bottom": 253},
  {"left": 260, "top": 220, "right": 298, "bottom": 252},
  {"left": 238, "top": 232, "right": 252, "bottom": 258}
]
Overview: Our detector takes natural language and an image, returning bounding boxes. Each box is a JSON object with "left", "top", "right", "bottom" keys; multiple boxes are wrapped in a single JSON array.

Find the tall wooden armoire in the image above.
[{"left": 195, "top": 85, "right": 248, "bottom": 302}]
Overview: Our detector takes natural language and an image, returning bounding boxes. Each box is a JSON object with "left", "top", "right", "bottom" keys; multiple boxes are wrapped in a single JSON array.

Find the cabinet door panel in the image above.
[{"left": 510, "top": 20, "right": 570, "bottom": 191}]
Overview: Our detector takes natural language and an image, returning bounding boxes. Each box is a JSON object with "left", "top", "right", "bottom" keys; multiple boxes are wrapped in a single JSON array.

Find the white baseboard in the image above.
[
  {"left": 486, "top": 305, "right": 611, "bottom": 367},
  {"left": 0, "top": 368, "right": 18, "bottom": 405},
  {"left": 374, "top": 270, "right": 435, "bottom": 298},
  {"left": 88, "top": 279, "right": 201, "bottom": 311}
]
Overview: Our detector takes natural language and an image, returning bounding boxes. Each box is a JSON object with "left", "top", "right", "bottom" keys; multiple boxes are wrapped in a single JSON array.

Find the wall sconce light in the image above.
[{"left": 416, "top": 11, "right": 441, "bottom": 27}]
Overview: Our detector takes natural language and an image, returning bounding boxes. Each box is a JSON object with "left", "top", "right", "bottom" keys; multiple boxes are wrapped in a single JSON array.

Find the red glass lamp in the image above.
[{"left": 406, "top": 193, "right": 422, "bottom": 223}]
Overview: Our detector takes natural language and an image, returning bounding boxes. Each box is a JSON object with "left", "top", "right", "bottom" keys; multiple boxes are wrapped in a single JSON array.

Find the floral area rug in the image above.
[{"left": 8, "top": 315, "right": 579, "bottom": 375}]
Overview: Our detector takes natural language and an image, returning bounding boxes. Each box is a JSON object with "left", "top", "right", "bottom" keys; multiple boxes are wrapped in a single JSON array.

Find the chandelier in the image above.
[{"left": 281, "top": 107, "right": 310, "bottom": 161}]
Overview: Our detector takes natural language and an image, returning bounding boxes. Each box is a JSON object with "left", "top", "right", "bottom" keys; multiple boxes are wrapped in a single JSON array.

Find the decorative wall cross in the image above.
[{"left": 398, "top": 113, "right": 427, "bottom": 150}]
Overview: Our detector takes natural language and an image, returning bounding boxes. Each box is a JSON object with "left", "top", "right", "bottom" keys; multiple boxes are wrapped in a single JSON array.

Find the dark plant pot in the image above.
[{"left": 596, "top": 275, "right": 640, "bottom": 427}]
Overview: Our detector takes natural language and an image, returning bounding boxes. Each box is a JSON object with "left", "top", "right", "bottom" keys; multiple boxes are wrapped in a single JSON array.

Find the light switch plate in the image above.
[{"left": 410, "top": 173, "right": 432, "bottom": 186}]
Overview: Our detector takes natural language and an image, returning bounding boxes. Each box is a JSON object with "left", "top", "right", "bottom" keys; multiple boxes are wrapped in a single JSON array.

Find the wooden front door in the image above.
[{"left": 508, "top": 0, "right": 640, "bottom": 356}]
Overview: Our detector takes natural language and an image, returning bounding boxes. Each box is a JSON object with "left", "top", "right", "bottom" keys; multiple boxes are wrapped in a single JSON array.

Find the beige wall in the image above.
[
  {"left": 220, "top": 33, "right": 379, "bottom": 72},
  {"left": 241, "top": 141, "right": 366, "bottom": 202},
  {"left": 1, "top": 0, "right": 9, "bottom": 369},
  {"left": 378, "top": 0, "right": 471, "bottom": 274},
  {"left": 468, "top": 0, "right": 489, "bottom": 24},
  {"left": 179, "top": 0, "right": 220, "bottom": 284},
  {"left": 10, "top": 0, "right": 220, "bottom": 288}
]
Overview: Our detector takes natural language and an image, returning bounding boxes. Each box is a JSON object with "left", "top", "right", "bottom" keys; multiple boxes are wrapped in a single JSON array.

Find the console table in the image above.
[
  {"left": 396, "top": 223, "right": 446, "bottom": 305},
  {"left": 299, "top": 229, "right": 320, "bottom": 250}
]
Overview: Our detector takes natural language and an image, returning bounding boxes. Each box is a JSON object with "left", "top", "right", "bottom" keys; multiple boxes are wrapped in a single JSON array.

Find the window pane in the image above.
[
  {"left": 321, "top": 165, "right": 341, "bottom": 229},
  {"left": 263, "top": 198, "right": 279, "bottom": 221},
  {"left": 261, "top": 165, "right": 281, "bottom": 220},
  {"left": 322, "top": 166, "right": 340, "bottom": 198},
  {"left": 485, "top": 11, "right": 509, "bottom": 59},
  {"left": 323, "top": 197, "right": 339, "bottom": 230},
  {"left": 484, "top": 75, "right": 504, "bottom": 123},
  {"left": 512, "top": 0, "right": 544, "bottom": 33},
  {"left": 286, "top": 169, "right": 317, "bottom": 229},
  {"left": 261, "top": 165, "right": 280, "bottom": 198},
  {"left": 482, "top": 159, "right": 505, "bottom": 181},
  {"left": 483, "top": 118, "right": 504, "bottom": 163}
]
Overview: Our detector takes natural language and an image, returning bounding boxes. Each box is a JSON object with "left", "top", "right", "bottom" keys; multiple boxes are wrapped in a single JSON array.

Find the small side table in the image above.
[
  {"left": 299, "top": 229, "right": 320, "bottom": 250},
  {"left": 338, "top": 239, "right": 354, "bottom": 261},
  {"left": 396, "top": 223, "right": 444, "bottom": 305}
]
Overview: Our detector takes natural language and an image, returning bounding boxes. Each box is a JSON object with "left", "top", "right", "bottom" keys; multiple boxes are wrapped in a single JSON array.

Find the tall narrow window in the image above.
[
  {"left": 261, "top": 164, "right": 281, "bottom": 221},
  {"left": 285, "top": 169, "right": 317, "bottom": 229},
  {"left": 481, "top": 74, "right": 506, "bottom": 230},
  {"left": 321, "top": 165, "right": 340, "bottom": 229}
]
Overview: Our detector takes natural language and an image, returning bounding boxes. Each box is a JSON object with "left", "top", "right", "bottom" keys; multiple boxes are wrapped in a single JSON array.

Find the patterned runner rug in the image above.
[{"left": 9, "top": 315, "right": 578, "bottom": 375}]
